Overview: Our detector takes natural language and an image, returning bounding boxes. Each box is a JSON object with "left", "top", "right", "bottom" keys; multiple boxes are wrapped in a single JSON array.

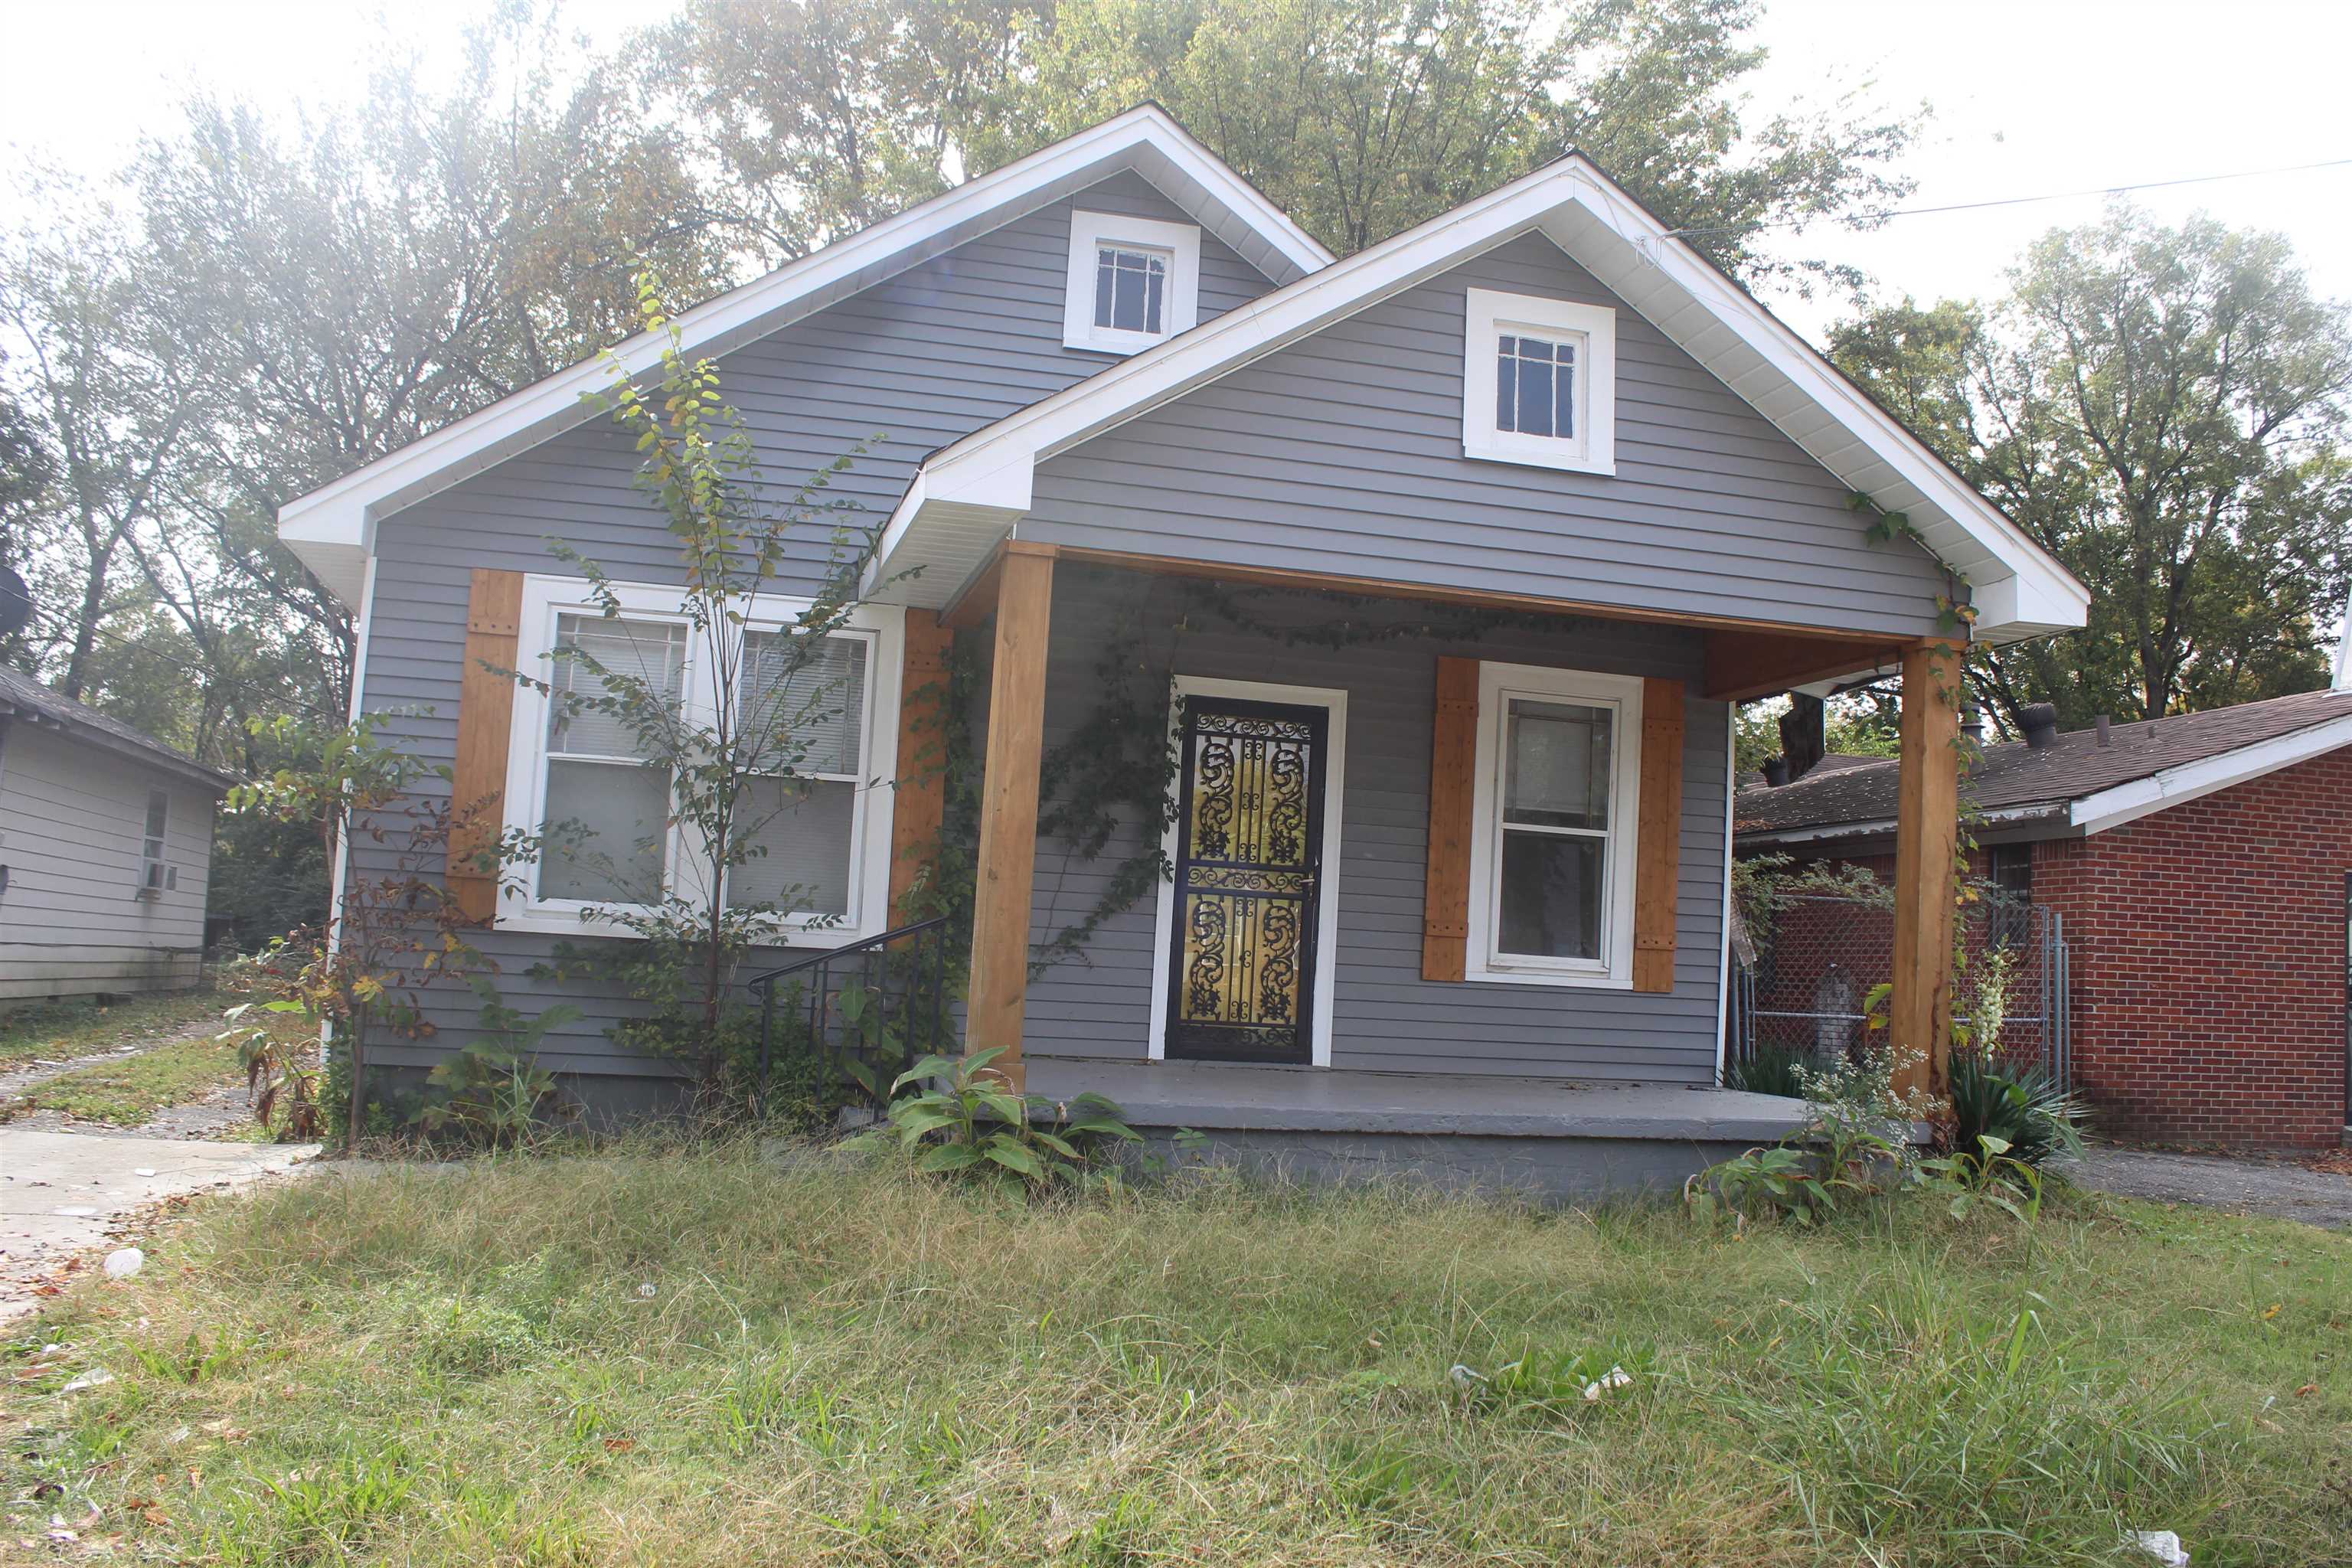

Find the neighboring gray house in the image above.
[
  {"left": 0, "top": 667, "right": 231, "bottom": 1001},
  {"left": 278, "top": 108, "right": 2086, "bottom": 1187}
]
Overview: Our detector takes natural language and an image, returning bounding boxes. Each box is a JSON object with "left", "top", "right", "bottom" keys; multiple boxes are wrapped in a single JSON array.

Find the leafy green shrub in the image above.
[
  {"left": 1918, "top": 1134, "right": 2046, "bottom": 1222},
  {"left": 1724, "top": 1044, "right": 1812, "bottom": 1097},
  {"left": 857, "top": 1046, "right": 1138, "bottom": 1192},
  {"left": 1948, "top": 1054, "right": 2084, "bottom": 1167},
  {"left": 413, "top": 977, "right": 574, "bottom": 1148}
]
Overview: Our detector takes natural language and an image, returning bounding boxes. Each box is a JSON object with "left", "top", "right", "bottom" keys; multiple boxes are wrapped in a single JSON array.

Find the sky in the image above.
[{"left": 3, "top": 0, "right": 2349, "bottom": 341}]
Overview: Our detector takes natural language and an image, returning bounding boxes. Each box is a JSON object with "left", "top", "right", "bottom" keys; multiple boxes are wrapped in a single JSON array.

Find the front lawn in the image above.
[
  {"left": 0, "top": 990, "right": 229, "bottom": 1072},
  {"left": 8, "top": 1148, "right": 2346, "bottom": 1565}
]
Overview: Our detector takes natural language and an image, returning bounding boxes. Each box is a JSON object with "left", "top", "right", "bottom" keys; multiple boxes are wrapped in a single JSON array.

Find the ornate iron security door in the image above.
[{"left": 1163, "top": 697, "right": 1329, "bottom": 1064}]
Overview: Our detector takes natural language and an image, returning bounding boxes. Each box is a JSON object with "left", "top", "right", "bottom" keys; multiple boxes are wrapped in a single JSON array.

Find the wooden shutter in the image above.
[
  {"left": 887, "top": 608, "right": 956, "bottom": 921},
  {"left": 447, "top": 568, "right": 524, "bottom": 925},
  {"left": 1631, "top": 675, "right": 1686, "bottom": 994},
  {"left": 1421, "top": 655, "right": 1480, "bottom": 982}
]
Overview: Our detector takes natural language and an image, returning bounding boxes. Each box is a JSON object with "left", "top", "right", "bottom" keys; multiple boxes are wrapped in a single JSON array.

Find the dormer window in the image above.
[
  {"left": 1462, "top": 289, "right": 1616, "bottom": 475},
  {"left": 1064, "top": 210, "right": 1200, "bottom": 354}
]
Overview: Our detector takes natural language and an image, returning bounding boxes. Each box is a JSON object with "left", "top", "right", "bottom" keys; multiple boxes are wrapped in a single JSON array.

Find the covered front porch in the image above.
[{"left": 925, "top": 539, "right": 1965, "bottom": 1140}]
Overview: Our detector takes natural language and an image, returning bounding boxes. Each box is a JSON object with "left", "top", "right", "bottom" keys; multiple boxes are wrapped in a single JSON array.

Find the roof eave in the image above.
[
  {"left": 874, "top": 153, "right": 2089, "bottom": 642},
  {"left": 276, "top": 105, "right": 1330, "bottom": 610}
]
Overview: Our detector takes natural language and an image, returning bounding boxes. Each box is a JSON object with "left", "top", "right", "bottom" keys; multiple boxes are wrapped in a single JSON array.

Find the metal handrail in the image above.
[{"left": 745, "top": 915, "right": 955, "bottom": 1119}]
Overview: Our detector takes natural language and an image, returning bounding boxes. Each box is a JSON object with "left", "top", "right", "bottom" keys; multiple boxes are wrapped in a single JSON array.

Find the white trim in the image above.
[
  {"left": 495, "top": 575, "right": 903, "bottom": 943},
  {"left": 870, "top": 152, "right": 2087, "bottom": 643},
  {"left": 2068, "top": 710, "right": 2352, "bottom": 836},
  {"left": 1715, "top": 702, "right": 1734, "bottom": 1083},
  {"left": 319, "top": 550, "right": 380, "bottom": 1065},
  {"left": 1145, "top": 675, "right": 1348, "bottom": 1067},
  {"left": 275, "top": 106, "right": 1332, "bottom": 607},
  {"left": 1063, "top": 210, "right": 1201, "bottom": 355},
  {"left": 1463, "top": 661, "right": 1644, "bottom": 990},
  {"left": 1460, "top": 288, "right": 1615, "bottom": 474}
]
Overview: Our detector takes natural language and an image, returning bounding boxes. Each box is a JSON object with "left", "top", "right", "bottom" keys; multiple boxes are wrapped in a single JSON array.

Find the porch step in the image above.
[{"left": 1027, "top": 1059, "right": 1807, "bottom": 1145}]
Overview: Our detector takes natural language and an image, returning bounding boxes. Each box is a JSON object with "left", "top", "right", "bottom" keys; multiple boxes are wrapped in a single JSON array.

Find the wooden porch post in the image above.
[
  {"left": 1890, "top": 637, "right": 1964, "bottom": 1107},
  {"left": 964, "top": 542, "right": 1057, "bottom": 1093}
]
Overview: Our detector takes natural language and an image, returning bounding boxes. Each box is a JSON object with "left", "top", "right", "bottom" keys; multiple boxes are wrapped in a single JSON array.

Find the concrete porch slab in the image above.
[{"left": 1027, "top": 1058, "right": 1807, "bottom": 1144}]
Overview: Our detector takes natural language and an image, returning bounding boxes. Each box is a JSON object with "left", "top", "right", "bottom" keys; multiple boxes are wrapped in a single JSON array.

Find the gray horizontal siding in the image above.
[
  {"left": 358, "top": 172, "right": 1278, "bottom": 1073},
  {"left": 1022, "top": 232, "right": 1952, "bottom": 637},
  {"left": 1018, "top": 566, "right": 1728, "bottom": 1085}
]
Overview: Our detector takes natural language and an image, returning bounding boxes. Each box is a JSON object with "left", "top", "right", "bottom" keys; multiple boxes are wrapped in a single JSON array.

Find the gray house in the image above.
[
  {"left": 0, "top": 667, "right": 230, "bottom": 1001},
  {"left": 278, "top": 108, "right": 2086, "bottom": 1186}
]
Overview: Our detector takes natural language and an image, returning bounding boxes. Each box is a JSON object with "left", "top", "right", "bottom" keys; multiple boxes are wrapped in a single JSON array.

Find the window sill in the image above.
[
  {"left": 1063, "top": 326, "right": 1169, "bottom": 357},
  {"left": 1462, "top": 436, "right": 1615, "bottom": 476},
  {"left": 1459, "top": 962, "right": 1633, "bottom": 991},
  {"left": 491, "top": 906, "right": 876, "bottom": 947}
]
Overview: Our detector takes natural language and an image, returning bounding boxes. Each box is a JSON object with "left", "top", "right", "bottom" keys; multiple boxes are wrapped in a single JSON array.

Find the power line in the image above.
[{"left": 1661, "top": 155, "right": 2352, "bottom": 240}]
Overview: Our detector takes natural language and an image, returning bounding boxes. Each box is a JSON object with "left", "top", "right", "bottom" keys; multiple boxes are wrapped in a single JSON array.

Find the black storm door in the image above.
[{"left": 1163, "top": 696, "right": 1328, "bottom": 1064}]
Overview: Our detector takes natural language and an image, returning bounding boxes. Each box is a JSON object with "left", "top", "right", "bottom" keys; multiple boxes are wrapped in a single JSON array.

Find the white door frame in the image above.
[{"left": 1147, "top": 675, "right": 1348, "bottom": 1067}]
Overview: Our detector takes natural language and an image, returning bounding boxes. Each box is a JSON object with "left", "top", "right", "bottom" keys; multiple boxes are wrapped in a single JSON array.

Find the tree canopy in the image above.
[{"left": 1833, "top": 206, "right": 2352, "bottom": 730}]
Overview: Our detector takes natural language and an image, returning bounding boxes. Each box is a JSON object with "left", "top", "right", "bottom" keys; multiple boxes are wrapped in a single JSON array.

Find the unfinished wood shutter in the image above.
[
  {"left": 1631, "top": 675, "right": 1686, "bottom": 994},
  {"left": 447, "top": 568, "right": 524, "bottom": 925},
  {"left": 887, "top": 608, "right": 956, "bottom": 922},
  {"left": 1421, "top": 655, "right": 1480, "bottom": 982}
]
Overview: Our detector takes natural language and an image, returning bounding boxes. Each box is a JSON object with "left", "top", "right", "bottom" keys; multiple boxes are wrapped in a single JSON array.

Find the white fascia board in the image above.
[
  {"left": 277, "top": 106, "right": 1330, "bottom": 609},
  {"left": 880, "top": 152, "right": 2089, "bottom": 640},
  {"left": 2069, "top": 713, "right": 2352, "bottom": 836}
]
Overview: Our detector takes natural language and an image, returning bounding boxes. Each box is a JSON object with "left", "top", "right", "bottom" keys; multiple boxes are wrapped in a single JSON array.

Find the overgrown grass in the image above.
[
  {"left": 0, "top": 989, "right": 228, "bottom": 1071},
  {"left": 8, "top": 1027, "right": 252, "bottom": 1127},
  {"left": 7, "top": 1147, "right": 2347, "bottom": 1565}
]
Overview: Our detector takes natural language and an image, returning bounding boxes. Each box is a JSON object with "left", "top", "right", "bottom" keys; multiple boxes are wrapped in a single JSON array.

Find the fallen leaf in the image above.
[
  {"left": 602, "top": 1438, "right": 636, "bottom": 1454},
  {"left": 2262, "top": 1303, "right": 2282, "bottom": 1321},
  {"left": 141, "top": 1508, "right": 168, "bottom": 1527},
  {"left": 2294, "top": 1383, "right": 2318, "bottom": 1397}
]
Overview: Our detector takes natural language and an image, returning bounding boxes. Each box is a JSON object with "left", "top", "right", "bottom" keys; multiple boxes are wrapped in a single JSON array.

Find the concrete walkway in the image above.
[
  {"left": 2066, "top": 1146, "right": 2352, "bottom": 1232},
  {"left": 0, "top": 1127, "right": 319, "bottom": 1320}
]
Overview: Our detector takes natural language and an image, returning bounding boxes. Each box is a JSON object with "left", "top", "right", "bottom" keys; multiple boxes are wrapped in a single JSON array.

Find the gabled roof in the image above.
[
  {"left": 869, "top": 152, "right": 2089, "bottom": 645},
  {"left": 1736, "top": 686, "right": 2352, "bottom": 845},
  {"left": 278, "top": 106, "right": 1333, "bottom": 607},
  {"left": 0, "top": 665, "right": 237, "bottom": 794}
]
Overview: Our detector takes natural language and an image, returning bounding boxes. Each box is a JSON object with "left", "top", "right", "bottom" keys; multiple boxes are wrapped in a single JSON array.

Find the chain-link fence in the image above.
[{"left": 1728, "top": 880, "right": 2070, "bottom": 1088}]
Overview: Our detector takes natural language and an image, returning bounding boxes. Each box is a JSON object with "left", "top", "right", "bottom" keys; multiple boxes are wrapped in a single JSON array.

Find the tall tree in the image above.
[{"left": 1833, "top": 207, "right": 2352, "bottom": 728}]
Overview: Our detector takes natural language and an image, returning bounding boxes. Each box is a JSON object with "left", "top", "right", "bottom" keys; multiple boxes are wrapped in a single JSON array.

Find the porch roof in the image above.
[{"left": 1028, "top": 1058, "right": 1808, "bottom": 1144}]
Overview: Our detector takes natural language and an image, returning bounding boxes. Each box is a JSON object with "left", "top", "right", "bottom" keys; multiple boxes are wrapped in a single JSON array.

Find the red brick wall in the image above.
[
  {"left": 1749, "top": 744, "right": 2352, "bottom": 1148},
  {"left": 2053, "top": 746, "right": 2352, "bottom": 1149}
]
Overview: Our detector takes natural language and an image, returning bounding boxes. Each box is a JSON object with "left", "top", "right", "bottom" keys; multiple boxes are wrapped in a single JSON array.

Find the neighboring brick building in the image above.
[{"left": 1737, "top": 687, "right": 2352, "bottom": 1150}]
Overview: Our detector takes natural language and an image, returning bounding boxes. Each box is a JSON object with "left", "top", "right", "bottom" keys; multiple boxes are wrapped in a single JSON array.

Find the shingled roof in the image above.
[
  {"left": 0, "top": 665, "right": 236, "bottom": 793},
  {"left": 1736, "top": 684, "right": 2352, "bottom": 844}
]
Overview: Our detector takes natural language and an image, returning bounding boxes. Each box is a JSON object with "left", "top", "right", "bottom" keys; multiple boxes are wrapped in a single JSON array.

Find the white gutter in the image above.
[{"left": 2068, "top": 711, "right": 2352, "bottom": 836}]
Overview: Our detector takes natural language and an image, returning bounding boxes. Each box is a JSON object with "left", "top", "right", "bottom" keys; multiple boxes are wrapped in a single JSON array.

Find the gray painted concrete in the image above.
[
  {"left": 2065, "top": 1147, "right": 2352, "bottom": 1232},
  {"left": 1029, "top": 1057, "right": 1806, "bottom": 1142}
]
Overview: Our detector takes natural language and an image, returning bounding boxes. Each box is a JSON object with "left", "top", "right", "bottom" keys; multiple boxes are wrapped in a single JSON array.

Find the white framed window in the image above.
[
  {"left": 138, "top": 787, "right": 172, "bottom": 896},
  {"left": 499, "top": 576, "right": 904, "bottom": 945},
  {"left": 1464, "top": 662, "right": 1644, "bottom": 988},
  {"left": 1063, "top": 210, "right": 1201, "bottom": 355},
  {"left": 1461, "top": 288, "right": 1616, "bottom": 475}
]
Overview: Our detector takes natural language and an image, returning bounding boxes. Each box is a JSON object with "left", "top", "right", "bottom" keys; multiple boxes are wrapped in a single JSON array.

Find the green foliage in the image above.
[
  {"left": 1722, "top": 1043, "right": 1811, "bottom": 1098},
  {"left": 413, "top": 978, "right": 577, "bottom": 1148},
  {"left": 1832, "top": 209, "right": 2352, "bottom": 728},
  {"left": 1917, "top": 1135, "right": 2047, "bottom": 1223},
  {"left": 1948, "top": 1054, "right": 2086, "bottom": 1168},
  {"left": 1453, "top": 1344, "right": 1656, "bottom": 1418},
  {"left": 218, "top": 998, "right": 324, "bottom": 1142},
  {"left": 857, "top": 1046, "right": 1140, "bottom": 1192},
  {"left": 521, "top": 264, "right": 885, "bottom": 1100}
]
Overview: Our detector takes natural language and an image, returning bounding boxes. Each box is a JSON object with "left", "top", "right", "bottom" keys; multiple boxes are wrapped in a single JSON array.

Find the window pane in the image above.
[
  {"left": 548, "top": 616, "right": 685, "bottom": 759},
  {"left": 1498, "top": 830, "right": 1603, "bottom": 960},
  {"left": 739, "top": 632, "right": 867, "bottom": 776},
  {"left": 1517, "top": 355, "right": 1553, "bottom": 436},
  {"left": 1096, "top": 246, "right": 1170, "bottom": 335},
  {"left": 540, "top": 759, "right": 669, "bottom": 903},
  {"left": 145, "top": 789, "right": 168, "bottom": 839},
  {"left": 1505, "top": 700, "right": 1611, "bottom": 830},
  {"left": 728, "top": 776, "right": 855, "bottom": 915},
  {"left": 1494, "top": 332, "right": 1577, "bottom": 439}
]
